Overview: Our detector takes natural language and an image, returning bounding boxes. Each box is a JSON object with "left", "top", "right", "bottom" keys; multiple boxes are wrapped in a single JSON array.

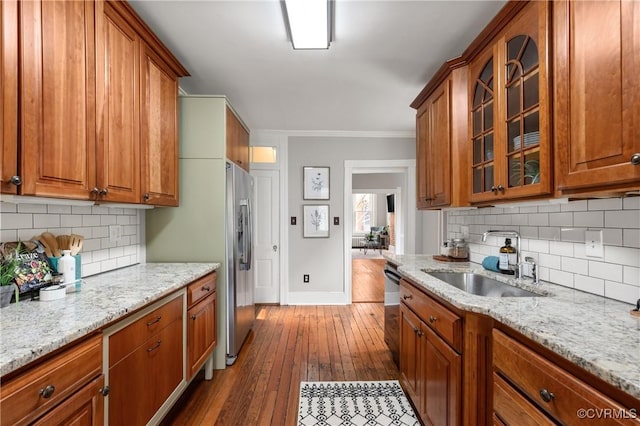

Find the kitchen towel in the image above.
[{"left": 482, "top": 256, "right": 501, "bottom": 273}]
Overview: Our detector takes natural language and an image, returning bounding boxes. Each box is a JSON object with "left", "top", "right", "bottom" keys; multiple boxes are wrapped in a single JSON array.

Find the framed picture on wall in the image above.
[
  {"left": 303, "top": 166, "right": 330, "bottom": 200},
  {"left": 303, "top": 205, "right": 329, "bottom": 238}
]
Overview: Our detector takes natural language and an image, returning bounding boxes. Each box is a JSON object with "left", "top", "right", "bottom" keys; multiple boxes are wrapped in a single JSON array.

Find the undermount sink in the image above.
[{"left": 424, "top": 271, "right": 542, "bottom": 297}]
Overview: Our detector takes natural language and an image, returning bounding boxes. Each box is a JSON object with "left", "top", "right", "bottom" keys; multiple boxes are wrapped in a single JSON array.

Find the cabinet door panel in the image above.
[
  {"left": 422, "top": 325, "right": 461, "bottom": 426},
  {"left": 141, "top": 44, "right": 179, "bottom": 206},
  {"left": 554, "top": 0, "right": 640, "bottom": 192},
  {"left": 1, "top": 0, "right": 18, "bottom": 194},
  {"left": 428, "top": 81, "right": 452, "bottom": 207},
  {"left": 187, "top": 292, "right": 217, "bottom": 379},
  {"left": 399, "top": 305, "right": 421, "bottom": 404},
  {"left": 416, "top": 106, "right": 429, "bottom": 209},
  {"left": 96, "top": 2, "right": 140, "bottom": 203},
  {"left": 20, "top": 0, "right": 96, "bottom": 199}
]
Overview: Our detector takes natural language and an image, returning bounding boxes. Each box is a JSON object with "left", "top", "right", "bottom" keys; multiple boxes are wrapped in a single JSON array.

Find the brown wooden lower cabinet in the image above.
[
  {"left": 493, "top": 329, "right": 640, "bottom": 426},
  {"left": 32, "top": 375, "right": 105, "bottom": 426},
  {"left": 187, "top": 290, "right": 217, "bottom": 380},
  {"left": 108, "top": 296, "right": 183, "bottom": 425},
  {"left": 399, "top": 279, "right": 462, "bottom": 426}
]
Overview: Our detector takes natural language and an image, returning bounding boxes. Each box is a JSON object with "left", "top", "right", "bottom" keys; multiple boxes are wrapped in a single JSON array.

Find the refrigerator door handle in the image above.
[{"left": 245, "top": 198, "right": 253, "bottom": 269}]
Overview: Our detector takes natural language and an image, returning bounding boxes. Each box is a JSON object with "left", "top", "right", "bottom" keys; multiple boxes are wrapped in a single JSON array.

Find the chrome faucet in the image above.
[
  {"left": 482, "top": 230, "right": 522, "bottom": 278},
  {"left": 523, "top": 256, "right": 540, "bottom": 285}
]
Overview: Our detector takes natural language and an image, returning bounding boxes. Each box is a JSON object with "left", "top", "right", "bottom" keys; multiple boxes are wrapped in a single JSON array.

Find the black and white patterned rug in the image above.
[{"left": 298, "top": 380, "right": 420, "bottom": 426}]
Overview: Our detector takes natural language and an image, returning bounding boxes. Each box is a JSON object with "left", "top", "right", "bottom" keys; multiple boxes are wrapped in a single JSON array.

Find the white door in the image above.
[{"left": 252, "top": 169, "right": 280, "bottom": 303}]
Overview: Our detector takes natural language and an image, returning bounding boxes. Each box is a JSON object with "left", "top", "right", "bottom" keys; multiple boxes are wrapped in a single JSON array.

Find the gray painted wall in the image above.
[{"left": 288, "top": 136, "right": 414, "bottom": 293}]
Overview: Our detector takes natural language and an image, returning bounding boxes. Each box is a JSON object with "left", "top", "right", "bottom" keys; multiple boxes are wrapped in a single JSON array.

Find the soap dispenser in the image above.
[{"left": 499, "top": 238, "right": 516, "bottom": 273}]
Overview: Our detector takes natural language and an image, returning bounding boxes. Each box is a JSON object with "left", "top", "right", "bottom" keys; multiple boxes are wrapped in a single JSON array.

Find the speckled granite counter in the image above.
[
  {"left": 0, "top": 263, "right": 219, "bottom": 377},
  {"left": 384, "top": 253, "right": 640, "bottom": 400}
]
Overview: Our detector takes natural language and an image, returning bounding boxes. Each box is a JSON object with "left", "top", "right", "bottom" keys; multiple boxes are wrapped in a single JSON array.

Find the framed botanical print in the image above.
[
  {"left": 303, "top": 166, "right": 330, "bottom": 200},
  {"left": 303, "top": 205, "right": 329, "bottom": 238}
]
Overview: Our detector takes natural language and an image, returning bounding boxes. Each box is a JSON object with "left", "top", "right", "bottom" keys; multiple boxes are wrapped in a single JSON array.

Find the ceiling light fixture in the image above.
[{"left": 284, "top": 0, "right": 331, "bottom": 50}]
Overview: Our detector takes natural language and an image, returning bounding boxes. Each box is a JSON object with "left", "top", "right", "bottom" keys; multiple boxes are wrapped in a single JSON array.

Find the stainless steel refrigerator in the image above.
[{"left": 225, "top": 162, "right": 255, "bottom": 365}]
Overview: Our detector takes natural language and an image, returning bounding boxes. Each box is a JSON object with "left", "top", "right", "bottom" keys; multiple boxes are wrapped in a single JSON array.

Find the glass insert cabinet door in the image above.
[{"left": 469, "top": 1, "right": 551, "bottom": 202}]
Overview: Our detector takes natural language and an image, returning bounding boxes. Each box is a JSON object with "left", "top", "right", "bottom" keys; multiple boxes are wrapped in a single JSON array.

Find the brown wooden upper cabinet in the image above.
[
  {"left": 1, "top": 0, "right": 188, "bottom": 205},
  {"left": 553, "top": 0, "right": 640, "bottom": 195},
  {"left": 468, "top": 1, "right": 551, "bottom": 204},
  {"left": 226, "top": 106, "right": 250, "bottom": 171},
  {"left": 413, "top": 63, "right": 469, "bottom": 209}
]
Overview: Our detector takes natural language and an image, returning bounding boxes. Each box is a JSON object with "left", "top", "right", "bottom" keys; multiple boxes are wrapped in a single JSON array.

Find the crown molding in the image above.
[{"left": 254, "top": 129, "right": 415, "bottom": 139}]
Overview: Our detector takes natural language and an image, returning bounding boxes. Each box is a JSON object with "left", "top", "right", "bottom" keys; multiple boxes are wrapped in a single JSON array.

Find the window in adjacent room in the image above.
[{"left": 353, "top": 193, "right": 376, "bottom": 233}]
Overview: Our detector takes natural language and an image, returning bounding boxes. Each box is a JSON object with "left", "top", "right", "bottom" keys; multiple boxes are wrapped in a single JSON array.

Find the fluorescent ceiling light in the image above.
[{"left": 284, "top": 0, "right": 330, "bottom": 49}]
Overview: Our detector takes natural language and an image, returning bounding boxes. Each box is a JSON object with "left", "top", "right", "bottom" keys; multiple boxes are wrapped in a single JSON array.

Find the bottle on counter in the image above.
[
  {"left": 58, "top": 250, "right": 77, "bottom": 292},
  {"left": 499, "top": 238, "right": 516, "bottom": 273}
]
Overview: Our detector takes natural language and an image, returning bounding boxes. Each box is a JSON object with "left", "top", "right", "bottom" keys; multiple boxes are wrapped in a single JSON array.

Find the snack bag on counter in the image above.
[{"left": 0, "top": 241, "right": 60, "bottom": 293}]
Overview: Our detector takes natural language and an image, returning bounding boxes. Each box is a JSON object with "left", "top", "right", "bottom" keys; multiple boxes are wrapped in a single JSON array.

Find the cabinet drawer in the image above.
[
  {"left": 400, "top": 280, "right": 462, "bottom": 352},
  {"left": 493, "top": 373, "right": 554, "bottom": 426},
  {"left": 109, "top": 295, "right": 182, "bottom": 366},
  {"left": 0, "top": 335, "right": 102, "bottom": 426},
  {"left": 493, "top": 330, "right": 640, "bottom": 426},
  {"left": 187, "top": 272, "right": 216, "bottom": 307},
  {"left": 109, "top": 318, "right": 183, "bottom": 426}
]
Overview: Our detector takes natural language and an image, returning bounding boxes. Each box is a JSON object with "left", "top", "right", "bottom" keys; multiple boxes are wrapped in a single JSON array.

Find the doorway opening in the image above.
[{"left": 344, "top": 160, "right": 416, "bottom": 305}]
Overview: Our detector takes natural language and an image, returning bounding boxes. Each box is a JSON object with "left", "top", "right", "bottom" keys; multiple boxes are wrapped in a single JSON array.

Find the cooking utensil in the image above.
[
  {"left": 69, "top": 234, "right": 84, "bottom": 255},
  {"left": 56, "top": 235, "right": 71, "bottom": 251},
  {"left": 32, "top": 235, "right": 53, "bottom": 257},
  {"left": 41, "top": 232, "right": 61, "bottom": 257}
]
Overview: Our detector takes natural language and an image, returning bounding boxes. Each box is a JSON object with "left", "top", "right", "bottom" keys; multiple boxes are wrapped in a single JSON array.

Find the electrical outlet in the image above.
[
  {"left": 303, "top": 274, "right": 310, "bottom": 283},
  {"left": 109, "top": 224, "right": 122, "bottom": 242},
  {"left": 585, "top": 230, "right": 604, "bottom": 258}
]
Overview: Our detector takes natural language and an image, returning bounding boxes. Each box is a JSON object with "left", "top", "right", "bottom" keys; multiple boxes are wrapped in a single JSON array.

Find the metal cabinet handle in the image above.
[
  {"left": 146, "top": 316, "right": 161, "bottom": 326},
  {"left": 497, "top": 184, "right": 505, "bottom": 192},
  {"left": 91, "top": 187, "right": 100, "bottom": 195},
  {"left": 403, "top": 294, "right": 413, "bottom": 300},
  {"left": 412, "top": 326, "right": 419, "bottom": 333},
  {"left": 631, "top": 153, "right": 640, "bottom": 165},
  {"left": 416, "top": 330, "right": 424, "bottom": 337},
  {"left": 490, "top": 185, "right": 498, "bottom": 193},
  {"left": 429, "top": 315, "right": 437, "bottom": 323},
  {"left": 202, "top": 286, "right": 211, "bottom": 292},
  {"left": 146, "top": 340, "right": 162, "bottom": 353},
  {"left": 143, "top": 193, "right": 150, "bottom": 201},
  {"left": 99, "top": 188, "right": 108, "bottom": 196},
  {"left": 39, "top": 384, "right": 55, "bottom": 399},
  {"left": 539, "top": 388, "right": 555, "bottom": 403},
  {"left": 9, "top": 175, "right": 22, "bottom": 186},
  {"left": 99, "top": 386, "right": 110, "bottom": 397}
]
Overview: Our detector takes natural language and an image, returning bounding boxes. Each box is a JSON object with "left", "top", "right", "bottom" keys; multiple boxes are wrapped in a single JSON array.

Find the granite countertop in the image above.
[
  {"left": 0, "top": 262, "right": 219, "bottom": 377},
  {"left": 384, "top": 253, "right": 640, "bottom": 400}
]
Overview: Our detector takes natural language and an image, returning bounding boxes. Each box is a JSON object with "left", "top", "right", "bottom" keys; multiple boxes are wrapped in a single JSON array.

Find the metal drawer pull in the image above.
[
  {"left": 202, "top": 286, "right": 211, "bottom": 292},
  {"left": 631, "top": 153, "right": 640, "bottom": 165},
  {"left": 147, "top": 340, "right": 162, "bottom": 353},
  {"left": 402, "top": 294, "right": 412, "bottom": 300},
  {"left": 416, "top": 330, "right": 424, "bottom": 337},
  {"left": 412, "top": 327, "right": 419, "bottom": 333},
  {"left": 539, "top": 388, "right": 555, "bottom": 403},
  {"left": 429, "top": 315, "right": 437, "bottom": 323},
  {"left": 39, "top": 385, "right": 55, "bottom": 399},
  {"left": 146, "top": 316, "right": 162, "bottom": 326},
  {"left": 99, "top": 386, "right": 110, "bottom": 397}
]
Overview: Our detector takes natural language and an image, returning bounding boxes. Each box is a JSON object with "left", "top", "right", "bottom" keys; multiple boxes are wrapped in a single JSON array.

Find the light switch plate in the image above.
[{"left": 585, "top": 230, "right": 604, "bottom": 258}]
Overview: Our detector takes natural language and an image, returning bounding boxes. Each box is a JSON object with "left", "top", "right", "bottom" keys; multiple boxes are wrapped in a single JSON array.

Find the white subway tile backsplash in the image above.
[
  {"left": 1, "top": 201, "right": 141, "bottom": 278},
  {"left": 588, "top": 198, "right": 623, "bottom": 211},
  {"left": 589, "top": 260, "right": 623, "bottom": 281},
  {"left": 1, "top": 213, "right": 33, "bottom": 229},
  {"left": 47, "top": 205, "right": 72, "bottom": 214},
  {"left": 574, "top": 211, "right": 604, "bottom": 227},
  {"left": 562, "top": 257, "right": 588, "bottom": 275},
  {"left": 623, "top": 266, "right": 640, "bottom": 286},
  {"left": 604, "top": 281, "right": 640, "bottom": 305},
  {"left": 549, "top": 212, "right": 573, "bottom": 227},
  {"left": 550, "top": 269, "right": 574, "bottom": 288},
  {"left": 604, "top": 246, "right": 640, "bottom": 267},
  {"left": 624, "top": 229, "right": 640, "bottom": 248},
  {"left": 605, "top": 210, "right": 640, "bottom": 229},
  {"left": 447, "top": 198, "right": 639, "bottom": 303},
  {"left": 574, "top": 275, "right": 605, "bottom": 296}
]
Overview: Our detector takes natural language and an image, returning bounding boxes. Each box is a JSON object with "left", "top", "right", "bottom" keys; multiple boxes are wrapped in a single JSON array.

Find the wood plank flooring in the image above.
[
  {"left": 161, "top": 303, "right": 398, "bottom": 426},
  {"left": 351, "top": 258, "right": 386, "bottom": 303}
]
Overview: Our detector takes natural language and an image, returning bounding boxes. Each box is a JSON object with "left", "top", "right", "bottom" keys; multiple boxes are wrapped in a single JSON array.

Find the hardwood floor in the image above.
[
  {"left": 351, "top": 258, "right": 386, "bottom": 303},
  {"left": 161, "top": 304, "right": 399, "bottom": 425}
]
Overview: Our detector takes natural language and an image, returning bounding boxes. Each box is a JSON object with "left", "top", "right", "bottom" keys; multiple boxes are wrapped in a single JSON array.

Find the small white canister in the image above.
[{"left": 58, "top": 250, "right": 77, "bottom": 292}]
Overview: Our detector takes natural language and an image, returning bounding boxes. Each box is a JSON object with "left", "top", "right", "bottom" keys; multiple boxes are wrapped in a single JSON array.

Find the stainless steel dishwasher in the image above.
[{"left": 383, "top": 262, "right": 401, "bottom": 367}]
